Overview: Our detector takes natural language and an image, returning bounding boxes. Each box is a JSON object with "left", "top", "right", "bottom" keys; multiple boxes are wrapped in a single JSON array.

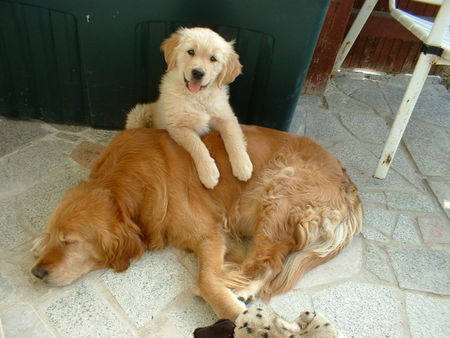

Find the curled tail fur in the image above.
[
  {"left": 263, "top": 202, "right": 363, "bottom": 297},
  {"left": 125, "top": 103, "right": 153, "bottom": 129}
]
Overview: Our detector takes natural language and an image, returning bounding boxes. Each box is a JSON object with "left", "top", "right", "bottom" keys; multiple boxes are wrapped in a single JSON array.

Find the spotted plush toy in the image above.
[
  {"left": 234, "top": 307, "right": 344, "bottom": 338},
  {"left": 296, "top": 310, "right": 344, "bottom": 338}
]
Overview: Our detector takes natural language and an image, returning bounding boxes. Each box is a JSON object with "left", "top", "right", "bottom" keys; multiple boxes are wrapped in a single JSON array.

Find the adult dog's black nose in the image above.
[
  {"left": 192, "top": 68, "right": 205, "bottom": 80},
  {"left": 31, "top": 265, "right": 48, "bottom": 279}
]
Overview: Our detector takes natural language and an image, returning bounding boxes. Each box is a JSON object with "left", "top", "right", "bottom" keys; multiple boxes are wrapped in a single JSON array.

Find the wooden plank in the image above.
[
  {"left": 361, "top": 37, "right": 378, "bottom": 68},
  {"left": 303, "top": 0, "right": 356, "bottom": 95},
  {"left": 393, "top": 40, "right": 410, "bottom": 72},
  {"left": 388, "top": 39, "right": 402, "bottom": 72},
  {"left": 339, "top": 0, "right": 438, "bottom": 74},
  {"left": 303, "top": 0, "right": 441, "bottom": 93},
  {"left": 348, "top": 10, "right": 418, "bottom": 40},
  {"left": 412, "top": 0, "right": 443, "bottom": 6}
]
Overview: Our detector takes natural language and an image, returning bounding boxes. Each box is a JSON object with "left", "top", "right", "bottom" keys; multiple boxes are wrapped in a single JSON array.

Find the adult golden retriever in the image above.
[
  {"left": 31, "top": 126, "right": 363, "bottom": 320},
  {"left": 126, "top": 27, "right": 252, "bottom": 189}
]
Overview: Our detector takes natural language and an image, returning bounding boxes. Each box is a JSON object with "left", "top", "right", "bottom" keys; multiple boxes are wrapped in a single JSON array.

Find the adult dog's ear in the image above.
[
  {"left": 217, "top": 47, "right": 242, "bottom": 88},
  {"left": 101, "top": 200, "right": 144, "bottom": 272},
  {"left": 161, "top": 31, "right": 181, "bottom": 72},
  {"left": 102, "top": 220, "right": 144, "bottom": 272}
]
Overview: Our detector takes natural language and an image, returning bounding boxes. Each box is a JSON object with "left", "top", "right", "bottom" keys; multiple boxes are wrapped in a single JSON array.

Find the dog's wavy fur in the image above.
[
  {"left": 31, "top": 126, "right": 363, "bottom": 320},
  {"left": 126, "top": 27, "right": 252, "bottom": 189}
]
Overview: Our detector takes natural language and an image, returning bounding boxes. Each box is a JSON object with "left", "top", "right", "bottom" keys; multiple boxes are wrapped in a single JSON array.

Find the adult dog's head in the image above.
[
  {"left": 30, "top": 182, "right": 144, "bottom": 285},
  {"left": 162, "top": 27, "right": 242, "bottom": 93}
]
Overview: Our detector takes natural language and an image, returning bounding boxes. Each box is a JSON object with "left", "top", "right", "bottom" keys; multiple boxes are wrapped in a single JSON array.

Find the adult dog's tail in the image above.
[
  {"left": 264, "top": 202, "right": 363, "bottom": 297},
  {"left": 125, "top": 103, "right": 153, "bottom": 129}
]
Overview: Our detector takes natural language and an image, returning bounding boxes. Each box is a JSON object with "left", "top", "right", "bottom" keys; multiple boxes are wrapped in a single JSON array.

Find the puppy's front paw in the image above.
[
  {"left": 232, "top": 153, "right": 253, "bottom": 182},
  {"left": 198, "top": 159, "right": 220, "bottom": 189}
]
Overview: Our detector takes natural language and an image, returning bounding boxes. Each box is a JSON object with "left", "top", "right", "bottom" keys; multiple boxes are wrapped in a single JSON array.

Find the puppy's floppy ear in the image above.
[
  {"left": 217, "top": 46, "right": 242, "bottom": 88},
  {"left": 161, "top": 31, "right": 181, "bottom": 72},
  {"left": 101, "top": 200, "right": 144, "bottom": 272}
]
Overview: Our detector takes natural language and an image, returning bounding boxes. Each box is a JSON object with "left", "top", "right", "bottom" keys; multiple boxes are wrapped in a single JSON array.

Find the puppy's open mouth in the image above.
[{"left": 184, "top": 78, "right": 207, "bottom": 93}]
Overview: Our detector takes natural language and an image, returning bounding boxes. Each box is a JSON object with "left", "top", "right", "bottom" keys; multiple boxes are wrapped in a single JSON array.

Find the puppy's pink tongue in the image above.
[{"left": 188, "top": 82, "right": 201, "bottom": 93}]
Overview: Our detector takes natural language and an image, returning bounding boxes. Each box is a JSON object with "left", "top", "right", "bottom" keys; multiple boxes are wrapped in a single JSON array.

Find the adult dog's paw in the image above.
[{"left": 234, "top": 286, "right": 257, "bottom": 305}]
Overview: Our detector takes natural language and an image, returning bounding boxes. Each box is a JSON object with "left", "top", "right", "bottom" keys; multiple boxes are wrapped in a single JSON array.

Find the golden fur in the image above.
[
  {"left": 125, "top": 27, "right": 252, "bottom": 189},
  {"left": 31, "top": 126, "right": 363, "bottom": 320}
]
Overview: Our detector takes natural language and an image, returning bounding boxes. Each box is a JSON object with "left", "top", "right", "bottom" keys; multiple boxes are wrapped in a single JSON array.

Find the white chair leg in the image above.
[
  {"left": 373, "top": 52, "right": 436, "bottom": 179},
  {"left": 333, "top": 0, "right": 379, "bottom": 72}
]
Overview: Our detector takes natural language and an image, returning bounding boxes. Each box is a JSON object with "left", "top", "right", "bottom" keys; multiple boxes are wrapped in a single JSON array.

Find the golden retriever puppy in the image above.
[
  {"left": 126, "top": 27, "right": 252, "bottom": 189},
  {"left": 31, "top": 126, "right": 363, "bottom": 321}
]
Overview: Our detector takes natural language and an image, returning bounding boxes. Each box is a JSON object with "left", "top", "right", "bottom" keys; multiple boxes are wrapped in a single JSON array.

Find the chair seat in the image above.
[{"left": 391, "top": 8, "right": 450, "bottom": 60}]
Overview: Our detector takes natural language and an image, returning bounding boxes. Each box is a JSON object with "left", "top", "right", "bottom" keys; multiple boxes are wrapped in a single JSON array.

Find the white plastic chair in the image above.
[
  {"left": 374, "top": 0, "right": 450, "bottom": 178},
  {"left": 333, "top": 0, "right": 450, "bottom": 179}
]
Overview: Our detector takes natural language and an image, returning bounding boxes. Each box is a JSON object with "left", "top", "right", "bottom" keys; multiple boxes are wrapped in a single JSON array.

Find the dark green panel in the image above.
[
  {"left": 134, "top": 21, "right": 173, "bottom": 105},
  {"left": 1, "top": 0, "right": 331, "bottom": 131},
  {"left": 0, "top": 1, "right": 34, "bottom": 117},
  {"left": 0, "top": 27, "right": 14, "bottom": 115},
  {"left": 0, "top": 0, "right": 87, "bottom": 124},
  {"left": 50, "top": 11, "right": 86, "bottom": 123}
]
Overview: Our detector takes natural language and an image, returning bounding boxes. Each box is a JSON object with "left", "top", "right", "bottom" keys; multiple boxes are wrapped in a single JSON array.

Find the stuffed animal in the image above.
[
  {"left": 193, "top": 306, "right": 344, "bottom": 338},
  {"left": 234, "top": 306, "right": 298, "bottom": 338},
  {"left": 296, "top": 310, "right": 344, "bottom": 338},
  {"left": 234, "top": 307, "right": 343, "bottom": 338}
]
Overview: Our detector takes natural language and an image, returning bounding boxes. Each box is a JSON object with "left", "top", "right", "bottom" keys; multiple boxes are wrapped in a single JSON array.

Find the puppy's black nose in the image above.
[
  {"left": 31, "top": 266, "right": 48, "bottom": 279},
  {"left": 192, "top": 68, "right": 205, "bottom": 80}
]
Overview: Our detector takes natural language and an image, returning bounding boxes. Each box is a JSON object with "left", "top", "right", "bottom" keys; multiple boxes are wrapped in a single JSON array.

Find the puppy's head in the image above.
[
  {"left": 31, "top": 182, "right": 144, "bottom": 286},
  {"left": 161, "top": 27, "right": 242, "bottom": 93}
]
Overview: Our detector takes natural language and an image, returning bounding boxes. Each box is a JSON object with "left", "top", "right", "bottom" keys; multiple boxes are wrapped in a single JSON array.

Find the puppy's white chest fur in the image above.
[{"left": 154, "top": 71, "right": 227, "bottom": 135}]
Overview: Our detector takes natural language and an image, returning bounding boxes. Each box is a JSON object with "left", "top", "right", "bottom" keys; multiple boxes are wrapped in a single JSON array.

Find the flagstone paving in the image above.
[{"left": 1, "top": 71, "right": 449, "bottom": 337}]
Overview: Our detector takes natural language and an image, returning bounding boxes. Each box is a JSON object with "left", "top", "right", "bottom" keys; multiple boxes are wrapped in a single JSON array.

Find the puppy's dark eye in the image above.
[
  {"left": 187, "top": 49, "right": 195, "bottom": 56},
  {"left": 210, "top": 56, "right": 217, "bottom": 62}
]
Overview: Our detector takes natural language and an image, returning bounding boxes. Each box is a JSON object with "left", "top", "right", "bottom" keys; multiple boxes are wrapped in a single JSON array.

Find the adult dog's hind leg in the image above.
[
  {"left": 232, "top": 166, "right": 299, "bottom": 302},
  {"left": 235, "top": 199, "right": 296, "bottom": 303},
  {"left": 195, "top": 235, "right": 246, "bottom": 320}
]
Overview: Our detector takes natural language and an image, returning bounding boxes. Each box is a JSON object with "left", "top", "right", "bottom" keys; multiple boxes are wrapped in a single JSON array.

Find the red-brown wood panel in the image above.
[
  {"left": 303, "top": 0, "right": 440, "bottom": 94},
  {"left": 342, "top": 0, "right": 440, "bottom": 73},
  {"left": 303, "top": 0, "right": 356, "bottom": 95}
]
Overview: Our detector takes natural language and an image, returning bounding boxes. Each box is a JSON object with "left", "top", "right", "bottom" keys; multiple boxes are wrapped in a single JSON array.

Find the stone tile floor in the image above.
[{"left": 0, "top": 71, "right": 449, "bottom": 337}]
